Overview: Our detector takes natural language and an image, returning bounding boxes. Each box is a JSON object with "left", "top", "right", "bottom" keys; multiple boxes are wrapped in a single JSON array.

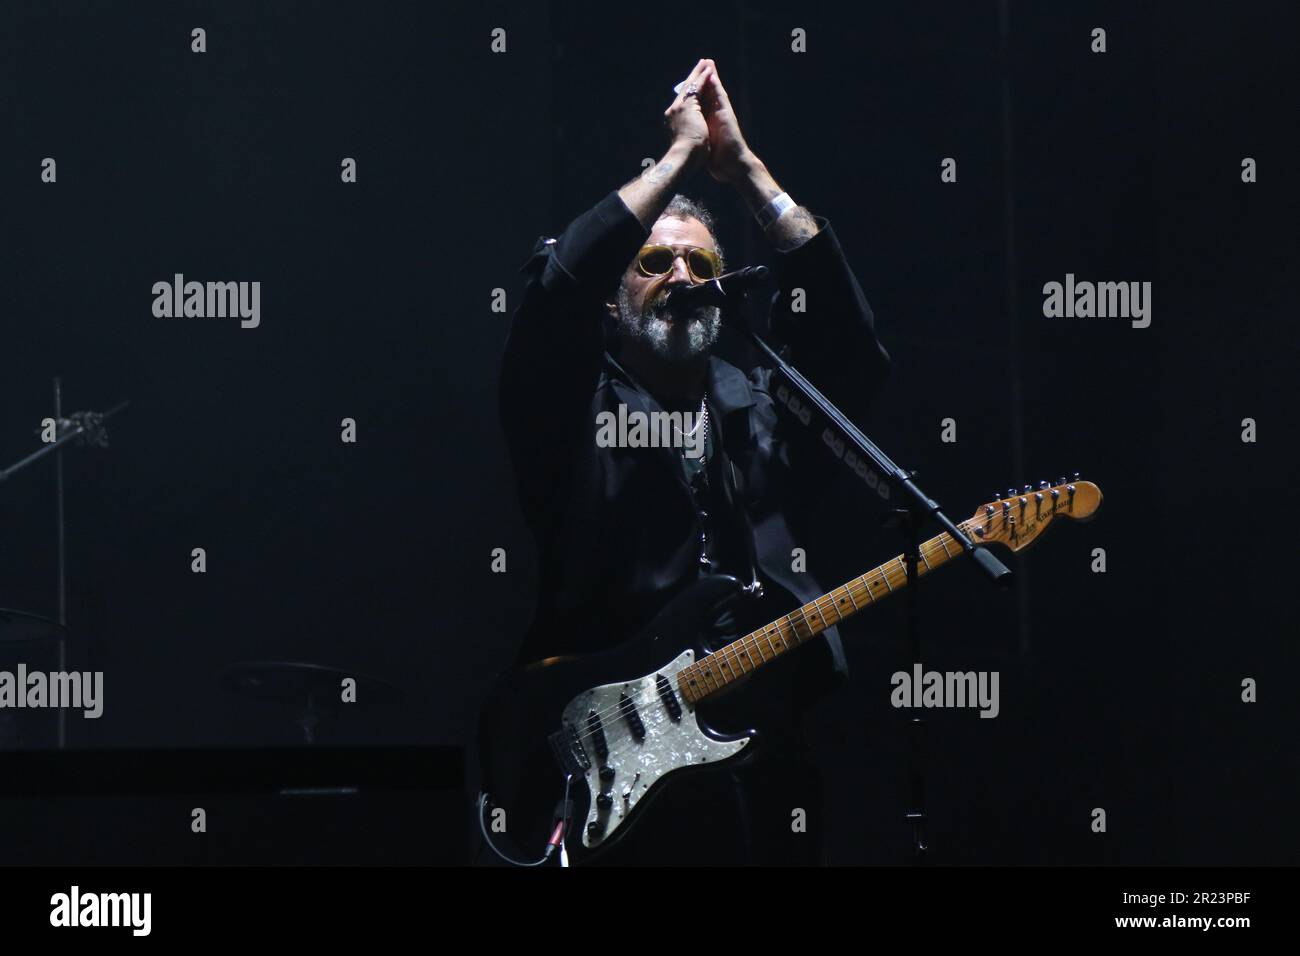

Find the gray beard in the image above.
[{"left": 615, "top": 283, "right": 722, "bottom": 363}]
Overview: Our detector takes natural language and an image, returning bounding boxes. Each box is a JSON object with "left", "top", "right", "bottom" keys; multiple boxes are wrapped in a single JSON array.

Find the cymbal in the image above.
[
  {"left": 217, "top": 661, "right": 401, "bottom": 708},
  {"left": 0, "top": 609, "right": 67, "bottom": 647}
]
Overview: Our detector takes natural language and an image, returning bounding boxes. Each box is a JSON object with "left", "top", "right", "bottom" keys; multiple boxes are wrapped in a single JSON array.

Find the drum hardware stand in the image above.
[{"left": 0, "top": 381, "right": 129, "bottom": 749}]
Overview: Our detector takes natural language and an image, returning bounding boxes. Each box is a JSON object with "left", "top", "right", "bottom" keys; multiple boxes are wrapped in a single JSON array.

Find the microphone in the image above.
[
  {"left": 40, "top": 401, "right": 130, "bottom": 449},
  {"left": 665, "top": 265, "right": 771, "bottom": 310}
]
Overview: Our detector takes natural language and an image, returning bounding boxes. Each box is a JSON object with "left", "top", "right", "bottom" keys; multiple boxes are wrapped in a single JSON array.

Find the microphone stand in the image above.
[
  {"left": 0, "top": 390, "right": 129, "bottom": 749},
  {"left": 707, "top": 273, "right": 1013, "bottom": 861},
  {"left": 0, "top": 401, "right": 129, "bottom": 486}
]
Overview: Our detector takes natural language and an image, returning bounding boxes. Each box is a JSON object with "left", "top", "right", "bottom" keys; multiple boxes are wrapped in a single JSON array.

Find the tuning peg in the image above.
[
  {"left": 1057, "top": 476, "right": 1067, "bottom": 486},
  {"left": 1007, "top": 488, "right": 1017, "bottom": 498},
  {"left": 1071, "top": 471, "right": 1080, "bottom": 481},
  {"left": 1039, "top": 480, "right": 1050, "bottom": 489}
]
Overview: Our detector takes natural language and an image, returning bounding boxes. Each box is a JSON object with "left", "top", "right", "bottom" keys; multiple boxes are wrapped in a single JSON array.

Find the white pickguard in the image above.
[{"left": 561, "top": 649, "right": 751, "bottom": 849}]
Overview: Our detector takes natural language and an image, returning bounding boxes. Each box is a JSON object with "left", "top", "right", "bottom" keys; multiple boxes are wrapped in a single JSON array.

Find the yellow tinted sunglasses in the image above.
[{"left": 634, "top": 244, "right": 723, "bottom": 282}]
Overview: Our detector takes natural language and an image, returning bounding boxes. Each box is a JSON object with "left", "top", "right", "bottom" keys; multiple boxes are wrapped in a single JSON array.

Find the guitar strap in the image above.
[{"left": 706, "top": 397, "right": 764, "bottom": 603}]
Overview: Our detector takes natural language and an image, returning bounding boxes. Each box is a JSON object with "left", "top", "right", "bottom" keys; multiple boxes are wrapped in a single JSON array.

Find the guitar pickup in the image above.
[
  {"left": 548, "top": 723, "right": 591, "bottom": 775},
  {"left": 619, "top": 693, "right": 646, "bottom": 742},
  {"left": 587, "top": 709, "right": 609, "bottom": 761},
  {"left": 656, "top": 673, "right": 682, "bottom": 722}
]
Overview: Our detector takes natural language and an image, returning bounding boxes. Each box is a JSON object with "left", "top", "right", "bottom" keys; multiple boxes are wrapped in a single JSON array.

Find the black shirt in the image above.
[{"left": 499, "top": 188, "right": 891, "bottom": 718}]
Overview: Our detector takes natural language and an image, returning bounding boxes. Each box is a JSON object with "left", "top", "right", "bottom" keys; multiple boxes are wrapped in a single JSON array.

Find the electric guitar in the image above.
[{"left": 478, "top": 476, "right": 1103, "bottom": 864}]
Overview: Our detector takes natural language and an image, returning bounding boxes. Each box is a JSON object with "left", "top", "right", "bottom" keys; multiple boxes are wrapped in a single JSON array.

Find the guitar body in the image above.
[{"left": 478, "top": 574, "right": 762, "bottom": 865}]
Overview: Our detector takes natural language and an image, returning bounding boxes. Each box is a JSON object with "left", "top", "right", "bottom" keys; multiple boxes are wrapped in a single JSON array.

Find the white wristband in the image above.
[{"left": 756, "top": 192, "right": 796, "bottom": 229}]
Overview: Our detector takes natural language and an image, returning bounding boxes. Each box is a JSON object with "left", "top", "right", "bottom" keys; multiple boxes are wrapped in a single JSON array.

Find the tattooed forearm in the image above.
[
  {"left": 734, "top": 155, "right": 821, "bottom": 251},
  {"left": 644, "top": 161, "right": 675, "bottom": 185},
  {"left": 618, "top": 143, "right": 697, "bottom": 229},
  {"left": 766, "top": 205, "right": 819, "bottom": 252}
]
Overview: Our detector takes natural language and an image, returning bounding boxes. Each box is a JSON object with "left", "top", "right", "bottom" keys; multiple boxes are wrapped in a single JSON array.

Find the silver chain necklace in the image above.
[{"left": 675, "top": 397, "right": 709, "bottom": 462}]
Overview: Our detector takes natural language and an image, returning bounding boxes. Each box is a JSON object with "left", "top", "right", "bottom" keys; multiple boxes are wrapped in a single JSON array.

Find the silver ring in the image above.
[{"left": 685, "top": 85, "right": 699, "bottom": 98}]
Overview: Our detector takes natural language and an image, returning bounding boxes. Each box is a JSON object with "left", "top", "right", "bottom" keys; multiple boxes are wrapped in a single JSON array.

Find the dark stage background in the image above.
[{"left": 2, "top": 1, "right": 1295, "bottom": 864}]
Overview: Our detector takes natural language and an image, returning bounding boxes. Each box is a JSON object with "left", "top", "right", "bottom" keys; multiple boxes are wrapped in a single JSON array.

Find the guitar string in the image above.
[
  {"left": 563, "top": 514, "right": 991, "bottom": 752},
  {"left": 562, "top": 512, "right": 1005, "bottom": 753},
  {"left": 563, "top": 490, "right": 1082, "bottom": 755},
  {"left": 664, "top": 491, "right": 1077, "bottom": 704},
  {"left": 589, "top": 519, "right": 988, "bottom": 774}
]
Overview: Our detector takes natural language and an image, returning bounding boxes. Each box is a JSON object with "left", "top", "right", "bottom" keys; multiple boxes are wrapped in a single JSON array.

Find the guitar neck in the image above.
[{"left": 677, "top": 519, "right": 976, "bottom": 704}]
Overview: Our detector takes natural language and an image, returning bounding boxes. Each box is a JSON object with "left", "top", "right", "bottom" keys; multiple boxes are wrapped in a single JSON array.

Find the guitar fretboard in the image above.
[{"left": 676, "top": 520, "right": 975, "bottom": 704}]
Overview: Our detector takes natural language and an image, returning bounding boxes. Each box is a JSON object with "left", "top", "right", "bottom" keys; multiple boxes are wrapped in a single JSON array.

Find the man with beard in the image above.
[{"left": 496, "top": 59, "right": 890, "bottom": 864}]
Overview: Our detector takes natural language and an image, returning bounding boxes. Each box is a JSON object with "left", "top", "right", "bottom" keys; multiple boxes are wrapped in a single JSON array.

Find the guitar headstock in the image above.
[{"left": 966, "top": 474, "right": 1102, "bottom": 552}]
